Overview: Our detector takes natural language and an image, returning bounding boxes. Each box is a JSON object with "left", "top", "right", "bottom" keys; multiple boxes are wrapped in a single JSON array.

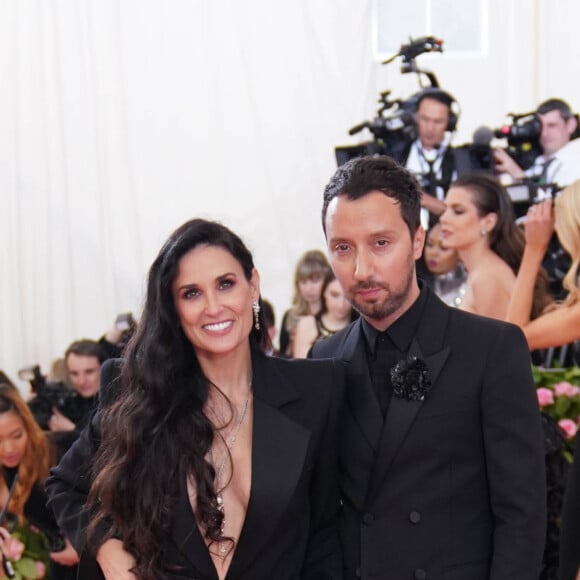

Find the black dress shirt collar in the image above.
[{"left": 362, "top": 283, "right": 428, "bottom": 356}]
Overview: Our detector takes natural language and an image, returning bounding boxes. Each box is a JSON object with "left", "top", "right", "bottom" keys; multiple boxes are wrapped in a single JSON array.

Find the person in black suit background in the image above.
[
  {"left": 311, "top": 155, "right": 546, "bottom": 580},
  {"left": 46, "top": 218, "right": 343, "bottom": 580}
]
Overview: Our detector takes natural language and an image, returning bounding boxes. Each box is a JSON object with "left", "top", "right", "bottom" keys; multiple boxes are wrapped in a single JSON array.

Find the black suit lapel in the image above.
[
  {"left": 342, "top": 320, "right": 383, "bottom": 450},
  {"left": 168, "top": 353, "right": 310, "bottom": 579},
  {"left": 226, "top": 355, "right": 310, "bottom": 578},
  {"left": 170, "top": 482, "right": 218, "bottom": 578},
  {"left": 365, "top": 295, "right": 451, "bottom": 505}
]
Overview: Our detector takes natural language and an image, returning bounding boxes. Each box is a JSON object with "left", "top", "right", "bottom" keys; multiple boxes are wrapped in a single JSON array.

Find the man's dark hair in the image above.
[
  {"left": 536, "top": 98, "right": 573, "bottom": 120},
  {"left": 416, "top": 88, "right": 455, "bottom": 111},
  {"left": 261, "top": 299, "right": 276, "bottom": 329},
  {"left": 65, "top": 339, "right": 106, "bottom": 365},
  {"left": 322, "top": 155, "right": 422, "bottom": 238}
]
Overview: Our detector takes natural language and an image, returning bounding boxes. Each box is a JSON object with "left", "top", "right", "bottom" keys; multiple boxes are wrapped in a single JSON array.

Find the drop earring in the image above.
[{"left": 252, "top": 302, "right": 261, "bottom": 330}]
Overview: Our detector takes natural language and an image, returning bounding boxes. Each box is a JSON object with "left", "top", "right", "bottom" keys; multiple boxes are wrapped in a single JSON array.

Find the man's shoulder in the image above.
[
  {"left": 310, "top": 319, "right": 360, "bottom": 359},
  {"left": 445, "top": 304, "right": 527, "bottom": 344}
]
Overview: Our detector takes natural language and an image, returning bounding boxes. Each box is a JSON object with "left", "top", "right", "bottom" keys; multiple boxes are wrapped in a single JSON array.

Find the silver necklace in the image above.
[{"left": 214, "top": 393, "right": 251, "bottom": 554}]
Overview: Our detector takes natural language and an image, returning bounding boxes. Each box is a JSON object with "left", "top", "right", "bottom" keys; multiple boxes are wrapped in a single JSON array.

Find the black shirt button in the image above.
[
  {"left": 409, "top": 510, "right": 421, "bottom": 524},
  {"left": 414, "top": 569, "right": 427, "bottom": 579},
  {"left": 355, "top": 567, "right": 361, "bottom": 577},
  {"left": 362, "top": 512, "right": 374, "bottom": 524}
]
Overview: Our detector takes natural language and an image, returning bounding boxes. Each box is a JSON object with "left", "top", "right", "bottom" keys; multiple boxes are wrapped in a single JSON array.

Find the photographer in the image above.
[
  {"left": 46, "top": 340, "right": 105, "bottom": 435},
  {"left": 494, "top": 98, "right": 580, "bottom": 187},
  {"left": 402, "top": 88, "right": 459, "bottom": 224}
]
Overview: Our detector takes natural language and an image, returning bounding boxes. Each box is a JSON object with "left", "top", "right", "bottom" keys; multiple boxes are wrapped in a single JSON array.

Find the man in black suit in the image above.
[{"left": 311, "top": 155, "right": 546, "bottom": 580}]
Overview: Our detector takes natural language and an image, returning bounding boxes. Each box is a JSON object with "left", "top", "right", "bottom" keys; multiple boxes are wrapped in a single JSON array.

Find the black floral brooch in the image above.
[{"left": 390, "top": 355, "right": 432, "bottom": 402}]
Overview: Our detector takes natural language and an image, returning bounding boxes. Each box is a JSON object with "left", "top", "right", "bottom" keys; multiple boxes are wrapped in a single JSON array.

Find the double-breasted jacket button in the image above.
[
  {"left": 362, "top": 512, "right": 374, "bottom": 525},
  {"left": 414, "top": 569, "right": 427, "bottom": 579},
  {"left": 409, "top": 510, "right": 421, "bottom": 524}
]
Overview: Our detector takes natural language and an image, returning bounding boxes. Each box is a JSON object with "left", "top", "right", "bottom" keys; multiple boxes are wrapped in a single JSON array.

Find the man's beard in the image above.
[{"left": 348, "top": 259, "right": 415, "bottom": 322}]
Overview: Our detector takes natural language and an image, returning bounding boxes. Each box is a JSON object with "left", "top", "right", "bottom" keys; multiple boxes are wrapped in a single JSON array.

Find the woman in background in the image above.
[
  {"left": 506, "top": 180, "right": 580, "bottom": 349},
  {"left": 279, "top": 250, "right": 331, "bottom": 357},
  {"left": 422, "top": 221, "right": 466, "bottom": 307},
  {"left": 293, "top": 273, "right": 355, "bottom": 358},
  {"left": 0, "top": 384, "right": 78, "bottom": 579},
  {"left": 440, "top": 173, "right": 550, "bottom": 320}
]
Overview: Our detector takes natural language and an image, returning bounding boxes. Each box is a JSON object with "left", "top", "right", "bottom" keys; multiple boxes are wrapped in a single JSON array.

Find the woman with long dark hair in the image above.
[
  {"left": 439, "top": 173, "right": 550, "bottom": 320},
  {"left": 46, "top": 219, "right": 343, "bottom": 580}
]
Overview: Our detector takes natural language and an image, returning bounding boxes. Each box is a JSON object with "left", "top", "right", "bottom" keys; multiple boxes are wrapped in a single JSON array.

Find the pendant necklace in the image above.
[{"left": 214, "top": 392, "right": 251, "bottom": 555}]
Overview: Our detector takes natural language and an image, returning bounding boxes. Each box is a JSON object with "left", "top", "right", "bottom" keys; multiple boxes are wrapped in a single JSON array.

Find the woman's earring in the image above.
[
  {"left": 252, "top": 302, "right": 261, "bottom": 330},
  {"left": 480, "top": 228, "right": 488, "bottom": 236}
]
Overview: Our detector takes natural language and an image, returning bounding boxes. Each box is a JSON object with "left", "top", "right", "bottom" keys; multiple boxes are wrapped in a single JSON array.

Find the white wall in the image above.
[{"left": 1, "top": 0, "right": 579, "bottom": 391}]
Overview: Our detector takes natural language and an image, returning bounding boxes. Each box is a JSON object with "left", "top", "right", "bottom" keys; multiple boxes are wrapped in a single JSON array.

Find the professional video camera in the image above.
[
  {"left": 493, "top": 112, "right": 542, "bottom": 170},
  {"left": 335, "top": 35, "right": 444, "bottom": 166},
  {"left": 18, "top": 365, "right": 82, "bottom": 430}
]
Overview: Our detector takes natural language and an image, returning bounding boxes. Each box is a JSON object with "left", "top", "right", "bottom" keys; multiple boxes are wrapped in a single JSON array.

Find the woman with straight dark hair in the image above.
[
  {"left": 440, "top": 173, "right": 550, "bottom": 320},
  {"left": 46, "top": 218, "right": 343, "bottom": 580}
]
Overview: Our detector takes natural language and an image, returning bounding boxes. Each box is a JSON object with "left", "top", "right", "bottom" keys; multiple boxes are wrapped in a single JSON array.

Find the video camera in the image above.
[
  {"left": 335, "top": 35, "right": 445, "bottom": 167},
  {"left": 493, "top": 112, "right": 542, "bottom": 170},
  {"left": 18, "top": 365, "right": 82, "bottom": 430}
]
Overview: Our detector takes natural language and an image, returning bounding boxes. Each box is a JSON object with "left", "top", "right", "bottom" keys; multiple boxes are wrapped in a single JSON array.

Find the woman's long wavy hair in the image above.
[
  {"left": 0, "top": 384, "right": 51, "bottom": 519},
  {"left": 87, "top": 219, "right": 270, "bottom": 579},
  {"left": 454, "top": 173, "right": 551, "bottom": 318},
  {"left": 554, "top": 180, "right": 580, "bottom": 308}
]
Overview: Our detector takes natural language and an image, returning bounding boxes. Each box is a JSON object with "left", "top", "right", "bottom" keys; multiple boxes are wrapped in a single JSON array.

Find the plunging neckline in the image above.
[{"left": 180, "top": 471, "right": 254, "bottom": 579}]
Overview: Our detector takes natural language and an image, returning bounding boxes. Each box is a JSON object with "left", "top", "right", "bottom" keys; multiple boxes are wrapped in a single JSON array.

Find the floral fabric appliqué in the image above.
[{"left": 390, "top": 355, "right": 431, "bottom": 402}]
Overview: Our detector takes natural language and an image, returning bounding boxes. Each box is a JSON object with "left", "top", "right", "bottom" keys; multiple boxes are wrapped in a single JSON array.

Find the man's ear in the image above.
[
  {"left": 567, "top": 115, "right": 578, "bottom": 136},
  {"left": 413, "top": 226, "right": 426, "bottom": 260}
]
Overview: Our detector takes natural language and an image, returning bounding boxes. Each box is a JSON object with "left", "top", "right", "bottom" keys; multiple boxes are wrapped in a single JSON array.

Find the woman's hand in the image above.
[
  {"left": 0, "top": 526, "right": 24, "bottom": 560},
  {"left": 49, "top": 537, "right": 79, "bottom": 566},
  {"left": 524, "top": 198, "right": 554, "bottom": 254},
  {"left": 96, "top": 538, "right": 138, "bottom": 580}
]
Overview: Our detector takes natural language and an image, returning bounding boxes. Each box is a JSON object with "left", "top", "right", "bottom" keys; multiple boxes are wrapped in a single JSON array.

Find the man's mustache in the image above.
[{"left": 350, "top": 280, "right": 386, "bottom": 293}]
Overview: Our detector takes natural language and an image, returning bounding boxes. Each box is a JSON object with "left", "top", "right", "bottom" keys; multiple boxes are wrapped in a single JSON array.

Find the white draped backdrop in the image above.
[{"left": 1, "top": 0, "right": 579, "bottom": 392}]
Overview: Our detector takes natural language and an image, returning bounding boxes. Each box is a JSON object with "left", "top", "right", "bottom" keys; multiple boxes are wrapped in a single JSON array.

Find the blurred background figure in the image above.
[
  {"left": 293, "top": 273, "right": 356, "bottom": 359},
  {"left": 260, "top": 299, "right": 279, "bottom": 356},
  {"left": 422, "top": 221, "right": 467, "bottom": 307},
  {"left": 507, "top": 180, "right": 580, "bottom": 353},
  {"left": 440, "top": 173, "right": 550, "bottom": 320},
  {"left": 279, "top": 250, "right": 331, "bottom": 358},
  {"left": 0, "top": 384, "right": 79, "bottom": 579}
]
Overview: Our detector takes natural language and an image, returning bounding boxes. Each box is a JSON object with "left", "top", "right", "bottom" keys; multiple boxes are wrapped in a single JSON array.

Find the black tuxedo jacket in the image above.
[
  {"left": 311, "top": 288, "right": 546, "bottom": 580},
  {"left": 46, "top": 349, "right": 344, "bottom": 580}
]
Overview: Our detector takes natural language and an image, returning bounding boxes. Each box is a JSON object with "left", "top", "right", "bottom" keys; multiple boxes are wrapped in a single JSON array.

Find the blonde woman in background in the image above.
[
  {"left": 507, "top": 180, "right": 580, "bottom": 349},
  {"left": 279, "top": 250, "right": 331, "bottom": 357}
]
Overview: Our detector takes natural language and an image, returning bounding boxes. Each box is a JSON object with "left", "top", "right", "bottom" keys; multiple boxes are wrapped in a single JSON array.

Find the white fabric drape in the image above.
[{"left": 1, "top": 0, "right": 579, "bottom": 391}]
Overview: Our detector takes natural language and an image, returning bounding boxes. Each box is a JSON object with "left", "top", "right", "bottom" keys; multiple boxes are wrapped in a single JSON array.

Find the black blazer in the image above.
[
  {"left": 46, "top": 349, "right": 344, "bottom": 580},
  {"left": 311, "top": 288, "right": 546, "bottom": 580}
]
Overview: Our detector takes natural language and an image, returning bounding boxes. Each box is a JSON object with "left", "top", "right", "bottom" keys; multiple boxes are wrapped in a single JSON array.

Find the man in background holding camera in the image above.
[
  {"left": 494, "top": 98, "right": 580, "bottom": 188},
  {"left": 47, "top": 339, "right": 106, "bottom": 434}
]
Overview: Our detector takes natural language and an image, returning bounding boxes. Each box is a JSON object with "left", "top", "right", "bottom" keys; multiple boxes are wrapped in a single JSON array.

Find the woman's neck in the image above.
[
  {"left": 308, "top": 300, "right": 322, "bottom": 316},
  {"left": 458, "top": 241, "right": 492, "bottom": 274},
  {"left": 321, "top": 312, "right": 350, "bottom": 332},
  {"left": 197, "top": 345, "right": 253, "bottom": 402}
]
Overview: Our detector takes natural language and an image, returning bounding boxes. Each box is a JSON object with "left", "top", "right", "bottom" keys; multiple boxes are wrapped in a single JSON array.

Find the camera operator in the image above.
[
  {"left": 47, "top": 339, "right": 105, "bottom": 435},
  {"left": 494, "top": 98, "right": 580, "bottom": 187},
  {"left": 403, "top": 88, "right": 459, "bottom": 225}
]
